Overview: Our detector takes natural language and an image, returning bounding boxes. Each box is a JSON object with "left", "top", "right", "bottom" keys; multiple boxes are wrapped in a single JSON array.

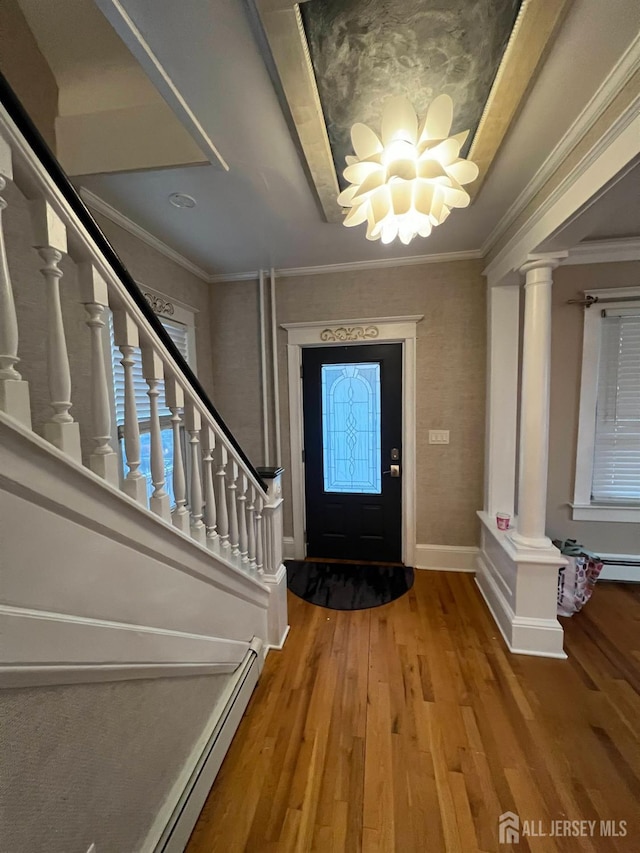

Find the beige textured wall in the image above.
[
  {"left": 547, "top": 261, "right": 640, "bottom": 554},
  {"left": 211, "top": 261, "right": 487, "bottom": 548},
  {"left": 94, "top": 212, "right": 215, "bottom": 398},
  {"left": 1, "top": 673, "right": 229, "bottom": 853},
  {"left": 0, "top": 0, "right": 58, "bottom": 152},
  {"left": 209, "top": 279, "right": 264, "bottom": 461}
]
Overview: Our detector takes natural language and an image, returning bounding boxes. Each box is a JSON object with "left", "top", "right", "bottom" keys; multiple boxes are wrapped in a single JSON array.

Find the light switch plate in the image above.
[{"left": 429, "top": 430, "right": 450, "bottom": 445}]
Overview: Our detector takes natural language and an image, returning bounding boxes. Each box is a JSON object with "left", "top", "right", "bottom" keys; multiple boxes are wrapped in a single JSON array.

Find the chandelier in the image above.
[{"left": 337, "top": 94, "right": 479, "bottom": 245}]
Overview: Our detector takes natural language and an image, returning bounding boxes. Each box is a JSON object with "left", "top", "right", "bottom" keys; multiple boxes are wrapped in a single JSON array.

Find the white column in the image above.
[
  {"left": 141, "top": 342, "right": 171, "bottom": 521},
  {"left": 165, "top": 376, "right": 190, "bottom": 533},
  {"left": 31, "top": 200, "right": 81, "bottom": 462},
  {"left": 509, "top": 254, "right": 566, "bottom": 549},
  {"left": 78, "top": 263, "right": 119, "bottom": 486},
  {"left": 112, "top": 309, "right": 147, "bottom": 505},
  {"left": 185, "top": 402, "right": 206, "bottom": 544},
  {"left": 260, "top": 470, "right": 289, "bottom": 648},
  {"left": 0, "top": 135, "right": 31, "bottom": 427},
  {"left": 484, "top": 283, "right": 520, "bottom": 519}
]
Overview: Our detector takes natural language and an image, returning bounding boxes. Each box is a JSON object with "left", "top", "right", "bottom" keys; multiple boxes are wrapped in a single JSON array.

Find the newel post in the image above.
[{"left": 257, "top": 466, "right": 289, "bottom": 649}]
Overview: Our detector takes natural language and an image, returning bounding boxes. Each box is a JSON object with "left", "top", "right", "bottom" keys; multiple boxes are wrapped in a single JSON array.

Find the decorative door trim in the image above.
[{"left": 281, "top": 315, "right": 423, "bottom": 565}]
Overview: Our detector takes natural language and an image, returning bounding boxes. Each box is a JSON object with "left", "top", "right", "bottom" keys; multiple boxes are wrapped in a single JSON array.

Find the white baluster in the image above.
[
  {"left": 140, "top": 340, "right": 171, "bottom": 521},
  {"left": 0, "top": 136, "right": 31, "bottom": 427},
  {"left": 228, "top": 459, "right": 240, "bottom": 557},
  {"left": 238, "top": 473, "right": 249, "bottom": 564},
  {"left": 255, "top": 493, "right": 264, "bottom": 576},
  {"left": 216, "top": 444, "right": 230, "bottom": 551},
  {"left": 112, "top": 309, "right": 147, "bottom": 505},
  {"left": 247, "top": 485, "right": 257, "bottom": 572},
  {"left": 165, "top": 376, "right": 190, "bottom": 533},
  {"left": 30, "top": 200, "right": 81, "bottom": 461},
  {"left": 185, "top": 402, "right": 205, "bottom": 544},
  {"left": 78, "top": 263, "right": 118, "bottom": 486},
  {"left": 203, "top": 425, "right": 218, "bottom": 547}
]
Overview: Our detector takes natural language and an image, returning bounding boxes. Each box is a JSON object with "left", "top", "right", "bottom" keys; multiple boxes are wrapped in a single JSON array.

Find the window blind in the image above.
[
  {"left": 592, "top": 309, "right": 640, "bottom": 502},
  {"left": 109, "top": 316, "right": 190, "bottom": 426}
]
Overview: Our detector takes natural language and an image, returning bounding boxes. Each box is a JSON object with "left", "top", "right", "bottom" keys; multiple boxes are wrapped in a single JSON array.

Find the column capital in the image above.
[{"left": 519, "top": 251, "right": 568, "bottom": 276}]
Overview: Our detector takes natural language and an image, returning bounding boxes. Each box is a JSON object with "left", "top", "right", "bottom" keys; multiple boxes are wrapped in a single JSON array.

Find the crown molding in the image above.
[
  {"left": 209, "top": 269, "right": 261, "bottom": 283},
  {"left": 210, "top": 249, "right": 483, "bottom": 283},
  {"left": 80, "top": 189, "right": 212, "bottom": 282},
  {"left": 481, "top": 31, "right": 640, "bottom": 258},
  {"left": 565, "top": 237, "right": 640, "bottom": 265}
]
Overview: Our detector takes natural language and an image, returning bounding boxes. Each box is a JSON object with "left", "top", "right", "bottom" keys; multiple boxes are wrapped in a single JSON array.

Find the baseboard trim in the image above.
[
  {"left": 282, "top": 539, "right": 478, "bottom": 572},
  {"left": 266, "top": 623, "right": 291, "bottom": 657},
  {"left": 150, "top": 644, "right": 262, "bottom": 853},
  {"left": 414, "top": 544, "right": 478, "bottom": 572}
]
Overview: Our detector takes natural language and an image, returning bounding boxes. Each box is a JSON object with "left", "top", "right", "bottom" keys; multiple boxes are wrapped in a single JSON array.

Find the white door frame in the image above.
[{"left": 282, "top": 315, "right": 423, "bottom": 566}]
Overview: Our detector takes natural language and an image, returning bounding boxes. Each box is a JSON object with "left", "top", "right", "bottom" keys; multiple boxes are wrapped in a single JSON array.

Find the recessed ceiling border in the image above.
[{"left": 252, "top": 0, "right": 573, "bottom": 217}]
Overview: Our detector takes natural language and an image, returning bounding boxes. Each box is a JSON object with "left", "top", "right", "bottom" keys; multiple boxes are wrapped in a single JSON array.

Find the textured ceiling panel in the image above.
[{"left": 301, "top": 0, "right": 522, "bottom": 185}]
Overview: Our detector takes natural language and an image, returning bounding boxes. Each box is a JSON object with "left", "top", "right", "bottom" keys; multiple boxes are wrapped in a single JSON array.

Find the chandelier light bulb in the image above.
[{"left": 338, "top": 94, "right": 479, "bottom": 246}]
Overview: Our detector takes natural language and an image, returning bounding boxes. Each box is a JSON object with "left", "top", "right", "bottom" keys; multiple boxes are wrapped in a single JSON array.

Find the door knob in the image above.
[{"left": 383, "top": 464, "right": 401, "bottom": 477}]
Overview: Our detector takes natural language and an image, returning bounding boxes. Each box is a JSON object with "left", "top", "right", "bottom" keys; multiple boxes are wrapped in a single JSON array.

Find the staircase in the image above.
[{"left": 0, "top": 74, "right": 288, "bottom": 853}]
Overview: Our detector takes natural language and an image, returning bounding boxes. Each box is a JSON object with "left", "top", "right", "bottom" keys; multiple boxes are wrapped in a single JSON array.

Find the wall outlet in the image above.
[{"left": 429, "top": 430, "right": 450, "bottom": 445}]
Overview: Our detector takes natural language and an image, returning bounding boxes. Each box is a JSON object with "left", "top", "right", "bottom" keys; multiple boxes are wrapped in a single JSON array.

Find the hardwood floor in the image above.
[{"left": 186, "top": 573, "right": 640, "bottom": 852}]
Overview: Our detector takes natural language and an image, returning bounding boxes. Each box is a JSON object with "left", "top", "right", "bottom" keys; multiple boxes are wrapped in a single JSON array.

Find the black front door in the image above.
[{"left": 302, "top": 343, "right": 402, "bottom": 562}]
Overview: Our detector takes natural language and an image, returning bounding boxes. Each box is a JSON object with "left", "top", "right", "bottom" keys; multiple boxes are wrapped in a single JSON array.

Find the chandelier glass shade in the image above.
[{"left": 337, "top": 94, "right": 479, "bottom": 245}]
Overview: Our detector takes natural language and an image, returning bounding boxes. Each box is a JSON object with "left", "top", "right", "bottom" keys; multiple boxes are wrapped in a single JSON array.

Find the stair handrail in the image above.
[{"left": 0, "top": 70, "right": 267, "bottom": 496}]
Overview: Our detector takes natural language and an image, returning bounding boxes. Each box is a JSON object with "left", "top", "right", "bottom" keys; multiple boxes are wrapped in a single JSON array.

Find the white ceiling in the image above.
[{"left": 21, "top": 0, "right": 640, "bottom": 275}]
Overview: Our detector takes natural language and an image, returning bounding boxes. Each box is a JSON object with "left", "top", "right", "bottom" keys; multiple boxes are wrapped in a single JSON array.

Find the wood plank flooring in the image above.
[{"left": 186, "top": 572, "right": 640, "bottom": 852}]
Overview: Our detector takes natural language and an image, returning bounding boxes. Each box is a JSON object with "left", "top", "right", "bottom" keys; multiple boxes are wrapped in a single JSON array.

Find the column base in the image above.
[
  {"left": 507, "top": 529, "right": 553, "bottom": 550},
  {"left": 475, "top": 511, "right": 567, "bottom": 659},
  {"left": 90, "top": 450, "right": 119, "bottom": 487},
  {"left": 150, "top": 491, "right": 171, "bottom": 522},
  {"left": 44, "top": 420, "right": 81, "bottom": 464},
  {"left": 263, "top": 563, "right": 289, "bottom": 649},
  {"left": 0, "top": 379, "right": 32, "bottom": 429}
]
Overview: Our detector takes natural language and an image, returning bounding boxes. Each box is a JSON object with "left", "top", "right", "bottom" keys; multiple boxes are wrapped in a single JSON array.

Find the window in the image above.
[
  {"left": 321, "top": 362, "right": 382, "bottom": 494},
  {"left": 572, "top": 288, "right": 640, "bottom": 522},
  {"left": 108, "top": 302, "right": 196, "bottom": 508}
]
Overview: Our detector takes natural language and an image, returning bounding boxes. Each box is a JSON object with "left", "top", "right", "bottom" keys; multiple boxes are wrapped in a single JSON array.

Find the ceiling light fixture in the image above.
[
  {"left": 169, "top": 192, "right": 197, "bottom": 209},
  {"left": 338, "top": 94, "right": 478, "bottom": 246}
]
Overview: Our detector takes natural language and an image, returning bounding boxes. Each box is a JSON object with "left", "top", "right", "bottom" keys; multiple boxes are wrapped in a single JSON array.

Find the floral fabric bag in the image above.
[{"left": 554, "top": 538, "right": 603, "bottom": 617}]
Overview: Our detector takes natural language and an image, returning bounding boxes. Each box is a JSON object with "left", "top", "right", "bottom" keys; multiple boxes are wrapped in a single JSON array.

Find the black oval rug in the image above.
[{"left": 286, "top": 560, "right": 414, "bottom": 611}]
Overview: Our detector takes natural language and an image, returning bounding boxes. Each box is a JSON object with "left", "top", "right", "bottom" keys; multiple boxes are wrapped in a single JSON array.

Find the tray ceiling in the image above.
[
  {"left": 253, "top": 0, "right": 571, "bottom": 222},
  {"left": 300, "top": 0, "right": 522, "bottom": 187}
]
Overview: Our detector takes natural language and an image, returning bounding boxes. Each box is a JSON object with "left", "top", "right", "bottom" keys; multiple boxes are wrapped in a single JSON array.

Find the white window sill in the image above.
[{"left": 570, "top": 503, "right": 640, "bottom": 522}]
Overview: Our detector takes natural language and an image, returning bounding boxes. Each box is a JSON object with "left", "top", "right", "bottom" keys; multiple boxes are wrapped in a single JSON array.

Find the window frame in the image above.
[{"left": 571, "top": 286, "right": 640, "bottom": 522}]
